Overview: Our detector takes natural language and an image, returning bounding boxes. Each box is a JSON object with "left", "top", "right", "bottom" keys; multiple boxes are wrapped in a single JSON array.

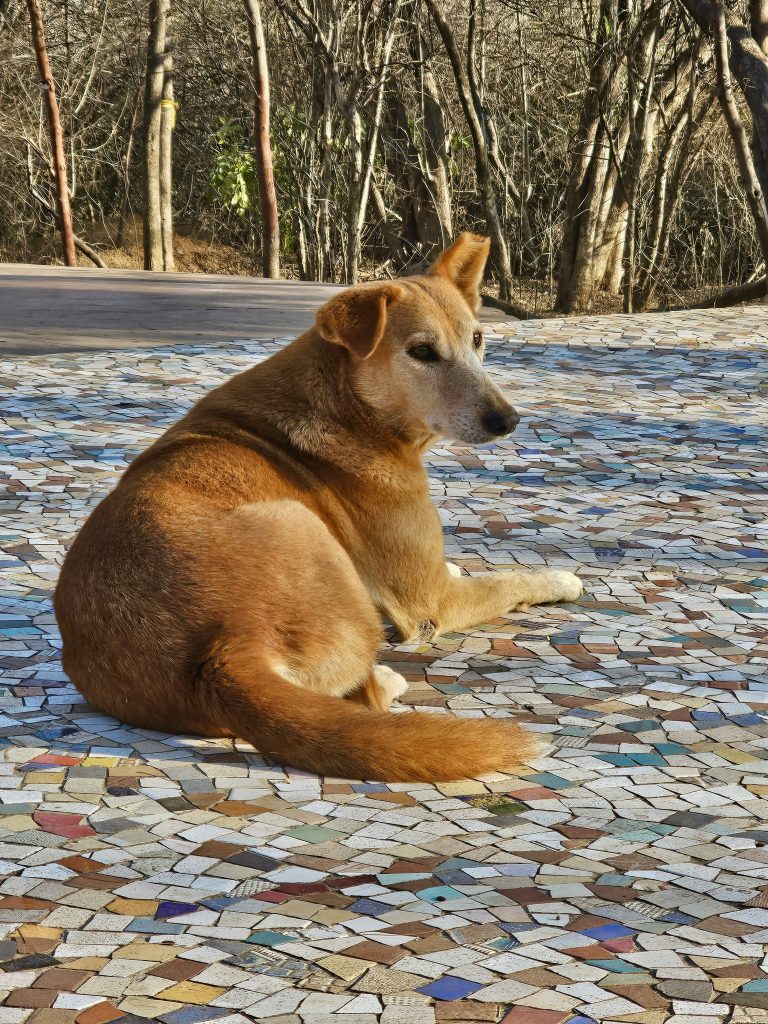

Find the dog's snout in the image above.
[{"left": 481, "top": 407, "right": 519, "bottom": 438}]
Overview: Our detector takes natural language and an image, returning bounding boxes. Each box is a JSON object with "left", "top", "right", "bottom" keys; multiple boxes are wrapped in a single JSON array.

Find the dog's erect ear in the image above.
[
  {"left": 428, "top": 233, "right": 490, "bottom": 312},
  {"left": 316, "top": 283, "right": 405, "bottom": 360}
]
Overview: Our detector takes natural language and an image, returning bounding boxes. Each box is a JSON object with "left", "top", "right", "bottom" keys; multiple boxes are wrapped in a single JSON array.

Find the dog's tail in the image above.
[{"left": 199, "top": 651, "right": 540, "bottom": 783}]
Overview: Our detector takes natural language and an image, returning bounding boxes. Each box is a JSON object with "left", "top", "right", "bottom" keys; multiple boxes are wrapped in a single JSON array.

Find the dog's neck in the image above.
[{"left": 208, "top": 330, "right": 431, "bottom": 477}]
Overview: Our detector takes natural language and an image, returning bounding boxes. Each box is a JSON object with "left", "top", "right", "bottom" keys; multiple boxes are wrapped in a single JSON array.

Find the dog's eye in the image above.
[
  {"left": 408, "top": 344, "right": 440, "bottom": 363},
  {"left": 472, "top": 330, "right": 483, "bottom": 349}
]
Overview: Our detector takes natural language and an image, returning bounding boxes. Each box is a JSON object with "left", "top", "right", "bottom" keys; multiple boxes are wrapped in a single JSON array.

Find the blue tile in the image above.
[
  {"left": 582, "top": 923, "right": 635, "bottom": 941},
  {"left": 415, "top": 885, "right": 465, "bottom": 903},
  {"left": 155, "top": 900, "right": 199, "bottom": 920},
  {"left": 247, "top": 929, "right": 300, "bottom": 946},
  {"left": 629, "top": 753, "right": 665, "bottom": 766},
  {"left": 598, "top": 753, "right": 636, "bottom": 767},
  {"left": 200, "top": 896, "right": 245, "bottom": 911},
  {"left": 522, "top": 772, "right": 575, "bottom": 790},
  {"left": 659, "top": 910, "right": 697, "bottom": 925},
  {"left": 160, "top": 1009, "right": 231, "bottom": 1024},
  {"left": 345, "top": 897, "right": 391, "bottom": 916},
  {"left": 619, "top": 719, "right": 661, "bottom": 733},
  {"left": 653, "top": 742, "right": 688, "bottom": 754},
  {"left": 416, "top": 976, "right": 484, "bottom": 1000}
]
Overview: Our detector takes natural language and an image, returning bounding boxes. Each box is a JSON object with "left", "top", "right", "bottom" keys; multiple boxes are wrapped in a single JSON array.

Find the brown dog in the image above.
[{"left": 54, "top": 234, "right": 582, "bottom": 781}]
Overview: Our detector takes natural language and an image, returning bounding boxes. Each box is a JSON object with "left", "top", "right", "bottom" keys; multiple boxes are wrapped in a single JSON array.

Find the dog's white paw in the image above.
[
  {"left": 542, "top": 569, "right": 584, "bottom": 602},
  {"left": 445, "top": 561, "right": 462, "bottom": 578},
  {"left": 373, "top": 664, "right": 409, "bottom": 702}
]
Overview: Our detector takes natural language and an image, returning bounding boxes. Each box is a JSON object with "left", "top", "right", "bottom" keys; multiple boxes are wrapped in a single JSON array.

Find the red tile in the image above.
[
  {"left": 502, "top": 1010, "right": 571, "bottom": 1024},
  {"left": 30, "top": 755, "right": 83, "bottom": 766},
  {"left": 75, "top": 1003, "right": 122, "bottom": 1024},
  {"left": 33, "top": 811, "right": 95, "bottom": 840}
]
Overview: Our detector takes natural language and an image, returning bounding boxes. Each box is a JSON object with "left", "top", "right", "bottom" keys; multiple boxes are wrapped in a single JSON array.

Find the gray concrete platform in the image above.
[{"left": 0, "top": 264, "right": 511, "bottom": 356}]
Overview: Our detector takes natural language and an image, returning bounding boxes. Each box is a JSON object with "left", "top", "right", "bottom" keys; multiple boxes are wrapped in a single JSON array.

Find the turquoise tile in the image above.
[{"left": 247, "top": 930, "right": 300, "bottom": 947}]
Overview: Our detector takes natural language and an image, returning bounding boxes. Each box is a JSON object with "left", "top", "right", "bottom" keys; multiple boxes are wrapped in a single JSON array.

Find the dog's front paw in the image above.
[{"left": 541, "top": 569, "right": 584, "bottom": 603}]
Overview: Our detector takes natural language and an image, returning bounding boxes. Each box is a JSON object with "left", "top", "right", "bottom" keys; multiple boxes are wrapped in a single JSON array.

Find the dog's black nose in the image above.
[{"left": 481, "top": 408, "right": 519, "bottom": 437}]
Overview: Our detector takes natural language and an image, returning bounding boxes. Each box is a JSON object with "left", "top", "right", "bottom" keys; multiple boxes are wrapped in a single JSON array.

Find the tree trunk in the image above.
[
  {"left": 25, "top": 141, "right": 107, "bottom": 268},
  {"left": 599, "top": 209, "right": 629, "bottom": 293},
  {"left": 243, "top": 0, "right": 280, "bottom": 278},
  {"left": 711, "top": 4, "right": 768, "bottom": 266},
  {"left": 159, "top": 42, "right": 175, "bottom": 272},
  {"left": 26, "top": 0, "right": 76, "bottom": 267},
  {"left": 670, "top": 274, "right": 767, "bottom": 307},
  {"left": 426, "top": 0, "right": 512, "bottom": 299},
  {"left": 345, "top": 101, "right": 364, "bottom": 284},
  {"left": 556, "top": 0, "right": 615, "bottom": 312},
  {"left": 408, "top": 11, "right": 453, "bottom": 249},
  {"left": 353, "top": 4, "right": 401, "bottom": 262},
  {"left": 681, "top": 0, "right": 768, "bottom": 204},
  {"left": 372, "top": 176, "right": 409, "bottom": 267},
  {"left": 751, "top": 0, "right": 768, "bottom": 54},
  {"left": 636, "top": 80, "right": 710, "bottom": 309},
  {"left": 143, "top": 0, "right": 168, "bottom": 271},
  {"left": 381, "top": 93, "right": 425, "bottom": 267},
  {"left": 516, "top": 6, "right": 534, "bottom": 269},
  {"left": 623, "top": 21, "right": 659, "bottom": 313},
  {"left": 342, "top": 2, "right": 401, "bottom": 284},
  {"left": 558, "top": 4, "right": 692, "bottom": 312},
  {"left": 317, "top": 45, "right": 334, "bottom": 282}
]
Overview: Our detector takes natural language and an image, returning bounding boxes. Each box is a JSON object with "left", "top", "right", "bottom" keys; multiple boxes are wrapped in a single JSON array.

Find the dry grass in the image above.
[{"left": 88, "top": 217, "right": 257, "bottom": 277}]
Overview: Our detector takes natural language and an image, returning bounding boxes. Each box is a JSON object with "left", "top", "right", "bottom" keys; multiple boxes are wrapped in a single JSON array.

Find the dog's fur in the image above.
[{"left": 54, "top": 234, "right": 582, "bottom": 781}]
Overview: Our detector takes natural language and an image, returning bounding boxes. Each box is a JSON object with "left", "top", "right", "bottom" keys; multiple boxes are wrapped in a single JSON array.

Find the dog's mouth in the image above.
[
  {"left": 440, "top": 422, "right": 520, "bottom": 446},
  {"left": 426, "top": 406, "right": 519, "bottom": 445}
]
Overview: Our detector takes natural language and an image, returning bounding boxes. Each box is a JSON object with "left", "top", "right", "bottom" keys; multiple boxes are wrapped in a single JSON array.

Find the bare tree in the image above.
[
  {"left": 425, "top": 0, "right": 514, "bottom": 299},
  {"left": 25, "top": 140, "right": 108, "bottom": 267},
  {"left": 713, "top": 6, "right": 768, "bottom": 265},
  {"left": 556, "top": 0, "right": 702, "bottom": 312},
  {"left": 143, "top": 0, "right": 172, "bottom": 271},
  {"left": 26, "top": 0, "right": 76, "bottom": 266},
  {"left": 635, "top": 71, "right": 713, "bottom": 308},
  {"left": 279, "top": 0, "right": 402, "bottom": 283},
  {"left": 244, "top": 0, "right": 280, "bottom": 278},
  {"left": 408, "top": 10, "right": 453, "bottom": 249},
  {"left": 3, "top": 0, "right": 768, "bottom": 311},
  {"left": 679, "top": 0, "right": 768, "bottom": 297},
  {"left": 159, "top": 40, "right": 175, "bottom": 271}
]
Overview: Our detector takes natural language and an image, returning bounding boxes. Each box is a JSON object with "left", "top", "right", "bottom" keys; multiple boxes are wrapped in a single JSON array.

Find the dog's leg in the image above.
[
  {"left": 348, "top": 665, "right": 408, "bottom": 711},
  {"left": 396, "top": 567, "right": 583, "bottom": 641}
]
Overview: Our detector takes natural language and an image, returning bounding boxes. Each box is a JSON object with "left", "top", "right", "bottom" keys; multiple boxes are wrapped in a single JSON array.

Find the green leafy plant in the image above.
[{"left": 209, "top": 118, "right": 257, "bottom": 218}]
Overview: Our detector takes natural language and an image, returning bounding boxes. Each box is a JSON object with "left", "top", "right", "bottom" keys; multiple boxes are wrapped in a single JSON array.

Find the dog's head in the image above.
[{"left": 315, "top": 233, "right": 519, "bottom": 445}]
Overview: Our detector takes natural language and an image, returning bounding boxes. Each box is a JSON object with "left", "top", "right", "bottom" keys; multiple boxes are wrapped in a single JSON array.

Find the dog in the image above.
[{"left": 54, "top": 234, "right": 583, "bottom": 782}]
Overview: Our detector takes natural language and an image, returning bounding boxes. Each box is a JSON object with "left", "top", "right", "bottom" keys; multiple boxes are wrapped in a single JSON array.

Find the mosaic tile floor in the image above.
[{"left": 1, "top": 306, "right": 768, "bottom": 1024}]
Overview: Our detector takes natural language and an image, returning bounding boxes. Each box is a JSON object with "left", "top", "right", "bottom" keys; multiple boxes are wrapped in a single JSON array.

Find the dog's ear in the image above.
[
  {"left": 316, "top": 284, "right": 405, "bottom": 360},
  {"left": 428, "top": 233, "right": 490, "bottom": 312}
]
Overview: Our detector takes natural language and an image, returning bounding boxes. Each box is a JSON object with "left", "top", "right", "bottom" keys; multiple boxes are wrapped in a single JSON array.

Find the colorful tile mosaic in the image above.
[{"left": 1, "top": 306, "right": 767, "bottom": 1024}]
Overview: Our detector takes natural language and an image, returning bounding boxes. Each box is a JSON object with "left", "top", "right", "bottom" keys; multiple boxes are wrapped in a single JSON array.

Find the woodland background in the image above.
[{"left": 3, "top": 0, "right": 768, "bottom": 317}]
